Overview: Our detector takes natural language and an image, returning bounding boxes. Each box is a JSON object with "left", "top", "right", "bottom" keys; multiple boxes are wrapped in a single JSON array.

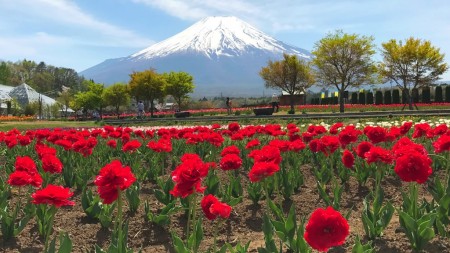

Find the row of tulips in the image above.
[{"left": 0, "top": 118, "right": 449, "bottom": 252}]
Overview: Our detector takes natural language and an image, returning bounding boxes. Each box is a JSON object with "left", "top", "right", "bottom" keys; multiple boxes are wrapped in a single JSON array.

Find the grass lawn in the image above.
[{"left": 0, "top": 120, "right": 100, "bottom": 132}]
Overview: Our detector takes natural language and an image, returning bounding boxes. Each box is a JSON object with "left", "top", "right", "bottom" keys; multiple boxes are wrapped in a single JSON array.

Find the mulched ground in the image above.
[{"left": 1, "top": 165, "right": 450, "bottom": 253}]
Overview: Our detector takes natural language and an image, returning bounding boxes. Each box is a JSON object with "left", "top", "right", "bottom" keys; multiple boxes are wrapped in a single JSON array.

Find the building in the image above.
[{"left": 0, "top": 83, "right": 73, "bottom": 116}]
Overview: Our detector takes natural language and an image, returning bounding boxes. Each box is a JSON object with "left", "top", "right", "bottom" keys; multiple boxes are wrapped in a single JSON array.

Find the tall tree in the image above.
[
  {"left": 103, "top": 83, "right": 130, "bottom": 118},
  {"left": 72, "top": 81, "right": 105, "bottom": 119},
  {"left": 57, "top": 89, "right": 73, "bottom": 117},
  {"left": 129, "top": 69, "right": 166, "bottom": 117},
  {"left": 312, "top": 30, "right": 377, "bottom": 113},
  {"left": 379, "top": 37, "right": 448, "bottom": 110},
  {"left": 163, "top": 71, "right": 195, "bottom": 110},
  {"left": 259, "top": 54, "right": 314, "bottom": 113},
  {"left": 0, "top": 62, "right": 11, "bottom": 84}
]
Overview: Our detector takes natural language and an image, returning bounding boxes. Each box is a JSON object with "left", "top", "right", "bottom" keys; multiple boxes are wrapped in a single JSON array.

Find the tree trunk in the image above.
[
  {"left": 150, "top": 100, "right": 154, "bottom": 117},
  {"left": 339, "top": 89, "right": 345, "bottom": 113},
  {"left": 177, "top": 98, "right": 182, "bottom": 111},
  {"left": 408, "top": 89, "right": 414, "bottom": 110},
  {"left": 116, "top": 106, "right": 120, "bottom": 119},
  {"left": 290, "top": 95, "right": 295, "bottom": 113}
]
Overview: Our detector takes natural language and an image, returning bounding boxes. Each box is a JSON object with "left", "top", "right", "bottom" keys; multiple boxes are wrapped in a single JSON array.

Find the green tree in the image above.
[
  {"left": 72, "top": 81, "right": 105, "bottom": 119},
  {"left": 129, "top": 69, "right": 166, "bottom": 117},
  {"left": 57, "top": 89, "right": 74, "bottom": 117},
  {"left": 104, "top": 83, "right": 130, "bottom": 118},
  {"left": 259, "top": 54, "right": 314, "bottom": 113},
  {"left": 163, "top": 71, "right": 195, "bottom": 110},
  {"left": 312, "top": 30, "right": 377, "bottom": 113},
  {"left": 379, "top": 37, "right": 448, "bottom": 110},
  {"left": 0, "top": 62, "right": 11, "bottom": 84}
]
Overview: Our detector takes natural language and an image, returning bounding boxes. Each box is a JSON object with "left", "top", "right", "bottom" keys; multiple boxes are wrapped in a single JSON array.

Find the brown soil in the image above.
[{"left": 1, "top": 165, "right": 449, "bottom": 253}]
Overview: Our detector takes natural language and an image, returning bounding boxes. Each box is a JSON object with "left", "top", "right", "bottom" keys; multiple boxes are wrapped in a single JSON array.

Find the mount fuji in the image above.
[{"left": 80, "top": 16, "right": 311, "bottom": 96}]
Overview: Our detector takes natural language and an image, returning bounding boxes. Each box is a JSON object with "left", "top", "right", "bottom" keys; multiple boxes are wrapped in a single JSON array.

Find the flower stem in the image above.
[{"left": 117, "top": 188, "right": 123, "bottom": 251}]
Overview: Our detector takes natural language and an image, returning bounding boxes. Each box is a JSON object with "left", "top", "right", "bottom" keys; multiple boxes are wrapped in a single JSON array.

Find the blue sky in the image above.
[{"left": 1, "top": 0, "right": 449, "bottom": 80}]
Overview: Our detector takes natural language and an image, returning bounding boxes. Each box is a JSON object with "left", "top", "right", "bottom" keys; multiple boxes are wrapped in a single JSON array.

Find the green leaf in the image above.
[
  {"left": 171, "top": 233, "right": 189, "bottom": 253},
  {"left": 58, "top": 232, "right": 72, "bottom": 253},
  {"left": 398, "top": 210, "right": 416, "bottom": 231}
]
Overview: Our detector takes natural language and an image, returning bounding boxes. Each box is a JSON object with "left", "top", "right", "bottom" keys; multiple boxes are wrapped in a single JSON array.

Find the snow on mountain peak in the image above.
[{"left": 131, "top": 16, "right": 309, "bottom": 59}]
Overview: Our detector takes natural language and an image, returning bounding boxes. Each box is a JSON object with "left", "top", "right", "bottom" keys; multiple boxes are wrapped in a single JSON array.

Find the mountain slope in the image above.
[{"left": 80, "top": 16, "right": 311, "bottom": 96}]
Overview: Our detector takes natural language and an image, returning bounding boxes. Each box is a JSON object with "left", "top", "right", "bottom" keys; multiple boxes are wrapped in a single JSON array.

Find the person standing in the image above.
[
  {"left": 271, "top": 93, "right": 279, "bottom": 112},
  {"left": 137, "top": 101, "right": 145, "bottom": 119},
  {"left": 226, "top": 97, "right": 232, "bottom": 115}
]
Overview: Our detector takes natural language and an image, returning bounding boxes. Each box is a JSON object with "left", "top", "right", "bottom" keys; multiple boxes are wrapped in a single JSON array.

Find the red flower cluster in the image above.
[
  {"left": 393, "top": 138, "right": 432, "bottom": 184},
  {"left": 201, "top": 194, "right": 232, "bottom": 220},
  {"left": 304, "top": 206, "right": 349, "bottom": 252},
  {"left": 433, "top": 134, "right": 450, "bottom": 154},
  {"left": 248, "top": 162, "right": 280, "bottom": 182},
  {"left": 41, "top": 154, "right": 63, "bottom": 174},
  {"left": 8, "top": 156, "right": 42, "bottom": 188},
  {"left": 220, "top": 154, "right": 242, "bottom": 171},
  {"left": 341, "top": 150, "right": 354, "bottom": 168},
  {"left": 170, "top": 154, "right": 211, "bottom": 198},
  {"left": 32, "top": 184, "right": 75, "bottom": 208},
  {"left": 94, "top": 160, "right": 136, "bottom": 204},
  {"left": 147, "top": 137, "right": 172, "bottom": 152},
  {"left": 122, "top": 139, "right": 142, "bottom": 153}
]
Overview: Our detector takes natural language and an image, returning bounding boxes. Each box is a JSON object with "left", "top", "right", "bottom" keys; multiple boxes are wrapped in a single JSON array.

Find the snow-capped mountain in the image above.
[{"left": 80, "top": 16, "right": 311, "bottom": 96}]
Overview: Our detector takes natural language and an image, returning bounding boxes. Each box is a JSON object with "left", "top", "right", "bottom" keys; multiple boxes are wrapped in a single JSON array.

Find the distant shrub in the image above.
[
  {"left": 446, "top": 86, "right": 450, "bottom": 102},
  {"left": 435, "top": 86, "right": 443, "bottom": 102},
  {"left": 421, "top": 86, "right": 431, "bottom": 103},
  {"left": 367, "top": 92, "right": 374, "bottom": 104},
  {"left": 375, "top": 91, "right": 383, "bottom": 105},
  {"left": 412, "top": 88, "right": 419, "bottom": 103},
  {"left": 351, "top": 92, "right": 358, "bottom": 104},
  {"left": 359, "top": 92, "right": 366, "bottom": 105},
  {"left": 384, "top": 90, "right": 392, "bottom": 104},
  {"left": 393, "top": 89, "right": 400, "bottom": 104}
]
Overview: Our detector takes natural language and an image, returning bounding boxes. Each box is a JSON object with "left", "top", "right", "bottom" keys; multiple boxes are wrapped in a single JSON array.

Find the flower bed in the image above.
[{"left": 0, "top": 119, "right": 449, "bottom": 252}]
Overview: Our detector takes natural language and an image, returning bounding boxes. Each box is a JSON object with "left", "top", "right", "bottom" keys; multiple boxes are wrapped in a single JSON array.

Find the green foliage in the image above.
[
  {"left": 435, "top": 86, "right": 443, "bottom": 102},
  {"left": 171, "top": 217, "right": 203, "bottom": 253},
  {"left": 129, "top": 69, "right": 166, "bottom": 116},
  {"left": 23, "top": 101, "right": 39, "bottom": 116},
  {"left": 125, "top": 182, "right": 140, "bottom": 215},
  {"left": 384, "top": 90, "right": 392, "bottom": 104},
  {"left": 359, "top": 92, "right": 366, "bottom": 105},
  {"left": 259, "top": 54, "right": 314, "bottom": 112},
  {"left": 445, "top": 86, "right": 450, "bottom": 102},
  {"left": 72, "top": 81, "right": 106, "bottom": 114},
  {"left": 392, "top": 89, "right": 400, "bottom": 103},
  {"left": 366, "top": 92, "right": 374, "bottom": 104},
  {"left": 0, "top": 61, "right": 12, "bottom": 84},
  {"left": 375, "top": 91, "right": 383, "bottom": 105},
  {"left": 421, "top": 87, "right": 431, "bottom": 103},
  {"left": 361, "top": 187, "right": 394, "bottom": 239},
  {"left": 45, "top": 232, "right": 72, "bottom": 253},
  {"left": 103, "top": 83, "right": 130, "bottom": 117},
  {"left": 2, "top": 60, "right": 84, "bottom": 94},
  {"left": 163, "top": 71, "right": 195, "bottom": 110},
  {"left": 351, "top": 92, "right": 358, "bottom": 104},
  {"left": 379, "top": 37, "right": 448, "bottom": 109},
  {"left": 352, "top": 235, "right": 375, "bottom": 253},
  {"left": 312, "top": 30, "right": 377, "bottom": 112}
]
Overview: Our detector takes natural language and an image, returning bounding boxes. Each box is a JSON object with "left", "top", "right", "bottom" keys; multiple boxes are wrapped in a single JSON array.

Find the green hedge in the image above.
[
  {"left": 384, "top": 90, "right": 392, "bottom": 104},
  {"left": 435, "top": 86, "right": 443, "bottom": 102},
  {"left": 367, "top": 92, "right": 374, "bottom": 104},
  {"left": 351, "top": 92, "right": 358, "bottom": 104},
  {"left": 359, "top": 92, "right": 366, "bottom": 105},
  {"left": 421, "top": 87, "right": 430, "bottom": 103},
  {"left": 446, "top": 86, "right": 450, "bottom": 102},
  {"left": 393, "top": 89, "right": 400, "bottom": 104},
  {"left": 375, "top": 91, "right": 383, "bottom": 105}
]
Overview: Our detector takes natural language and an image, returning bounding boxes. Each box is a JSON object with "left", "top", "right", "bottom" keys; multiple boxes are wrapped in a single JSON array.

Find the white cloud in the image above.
[{"left": 0, "top": 0, "right": 154, "bottom": 47}]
